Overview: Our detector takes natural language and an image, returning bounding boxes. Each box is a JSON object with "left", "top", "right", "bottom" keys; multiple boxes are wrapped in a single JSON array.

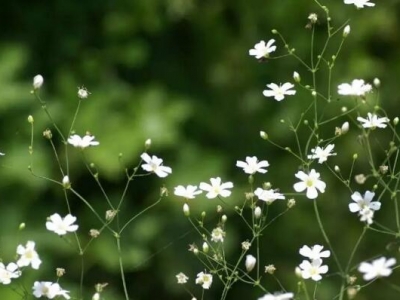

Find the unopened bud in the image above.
[
  {"left": 144, "top": 139, "right": 152, "bottom": 150},
  {"left": 183, "top": 203, "right": 190, "bottom": 216},
  {"left": 202, "top": 242, "right": 209, "bottom": 253},
  {"left": 28, "top": 115, "right": 34, "bottom": 124},
  {"left": 287, "top": 198, "right": 296, "bottom": 208},
  {"left": 341, "top": 122, "right": 349, "bottom": 134},
  {"left": 260, "top": 131, "right": 268, "bottom": 140},
  {"left": 92, "top": 293, "right": 100, "bottom": 300},
  {"left": 343, "top": 25, "right": 350, "bottom": 38},
  {"left": 394, "top": 117, "right": 399, "bottom": 125},
  {"left": 373, "top": 78, "right": 380, "bottom": 88},
  {"left": 334, "top": 165, "right": 340, "bottom": 172},
  {"left": 293, "top": 71, "right": 301, "bottom": 83},
  {"left": 62, "top": 175, "right": 71, "bottom": 189},
  {"left": 43, "top": 129, "right": 52, "bottom": 140},
  {"left": 56, "top": 268, "right": 65, "bottom": 277},
  {"left": 33, "top": 75, "right": 44, "bottom": 90},
  {"left": 265, "top": 264, "right": 276, "bottom": 274},
  {"left": 221, "top": 215, "right": 227, "bottom": 223},
  {"left": 254, "top": 206, "right": 262, "bottom": 219},
  {"left": 89, "top": 229, "right": 100, "bottom": 238},
  {"left": 245, "top": 255, "right": 256, "bottom": 272},
  {"left": 353, "top": 153, "right": 358, "bottom": 160},
  {"left": 355, "top": 174, "right": 366, "bottom": 184},
  {"left": 19, "top": 223, "right": 26, "bottom": 230}
]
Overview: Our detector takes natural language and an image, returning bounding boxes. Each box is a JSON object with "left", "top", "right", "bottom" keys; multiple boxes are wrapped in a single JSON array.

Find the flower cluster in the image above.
[
  {"left": 349, "top": 191, "right": 381, "bottom": 224},
  {"left": 297, "top": 244, "right": 330, "bottom": 281}
]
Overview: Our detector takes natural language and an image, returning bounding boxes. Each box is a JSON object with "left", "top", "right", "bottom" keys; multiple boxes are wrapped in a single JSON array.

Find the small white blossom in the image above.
[
  {"left": 338, "top": 79, "right": 372, "bottom": 96},
  {"left": 46, "top": 213, "right": 78, "bottom": 235},
  {"left": 33, "top": 281, "right": 70, "bottom": 299},
  {"left": 176, "top": 272, "right": 189, "bottom": 284},
  {"left": 308, "top": 144, "right": 336, "bottom": 164},
  {"left": 359, "top": 207, "right": 375, "bottom": 224},
  {"left": 357, "top": 113, "right": 389, "bottom": 129},
  {"left": 263, "top": 83, "right": 296, "bottom": 101},
  {"left": 293, "top": 169, "right": 326, "bottom": 199},
  {"left": 33, "top": 75, "right": 44, "bottom": 89},
  {"left": 16, "top": 241, "right": 42, "bottom": 269},
  {"left": 0, "top": 263, "right": 21, "bottom": 284},
  {"left": 77, "top": 86, "right": 90, "bottom": 99},
  {"left": 140, "top": 153, "right": 172, "bottom": 178},
  {"left": 258, "top": 293, "right": 294, "bottom": 300},
  {"left": 254, "top": 188, "right": 285, "bottom": 204},
  {"left": 174, "top": 185, "right": 202, "bottom": 199},
  {"left": 195, "top": 272, "right": 213, "bottom": 289},
  {"left": 299, "top": 245, "right": 330, "bottom": 260},
  {"left": 358, "top": 257, "right": 396, "bottom": 280},
  {"left": 249, "top": 40, "right": 277, "bottom": 59},
  {"left": 245, "top": 255, "right": 256, "bottom": 272},
  {"left": 344, "top": 0, "right": 375, "bottom": 9},
  {"left": 236, "top": 156, "right": 269, "bottom": 174},
  {"left": 298, "top": 259, "right": 328, "bottom": 281},
  {"left": 308, "top": 13, "right": 318, "bottom": 24},
  {"left": 211, "top": 227, "right": 225, "bottom": 243},
  {"left": 68, "top": 134, "right": 99, "bottom": 148},
  {"left": 200, "top": 177, "right": 233, "bottom": 199},
  {"left": 349, "top": 191, "right": 381, "bottom": 214}
]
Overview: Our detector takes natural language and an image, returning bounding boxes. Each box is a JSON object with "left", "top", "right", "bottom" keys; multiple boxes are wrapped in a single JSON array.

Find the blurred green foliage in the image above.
[{"left": 1, "top": 0, "right": 400, "bottom": 299}]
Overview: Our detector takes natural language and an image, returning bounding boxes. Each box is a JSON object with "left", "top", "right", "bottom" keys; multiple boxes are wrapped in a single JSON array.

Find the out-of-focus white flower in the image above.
[
  {"left": 245, "top": 255, "right": 256, "bottom": 272},
  {"left": 174, "top": 185, "right": 202, "bottom": 199},
  {"left": 258, "top": 292, "right": 294, "bottom": 300},
  {"left": 249, "top": 40, "right": 277, "bottom": 59},
  {"left": 263, "top": 83, "right": 296, "bottom": 101},
  {"left": 358, "top": 257, "right": 396, "bottom": 280},
  {"left": 200, "top": 177, "right": 233, "bottom": 199},
  {"left": 299, "top": 245, "right": 330, "bottom": 260},
  {"left": 33, "top": 75, "right": 44, "bottom": 89},
  {"left": 307, "top": 144, "right": 336, "bottom": 164},
  {"left": 0, "top": 263, "right": 21, "bottom": 284},
  {"left": 298, "top": 259, "right": 328, "bottom": 281},
  {"left": 32, "top": 281, "right": 70, "bottom": 299},
  {"left": 344, "top": 0, "right": 375, "bottom": 9},
  {"left": 236, "top": 156, "right": 269, "bottom": 174},
  {"left": 68, "top": 134, "right": 99, "bottom": 148},
  {"left": 46, "top": 213, "right": 78, "bottom": 235},
  {"left": 293, "top": 169, "right": 326, "bottom": 199},
  {"left": 176, "top": 272, "right": 189, "bottom": 284},
  {"left": 341, "top": 122, "right": 350, "bottom": 134},
  {"left": 357, "top": 113, "right": 389, "bottom": 129},
  {"left": 338, "top": 79, "right": 372, "bottom": 96},
  {"left": 195, "top": 272, "right": 213, "bottom": 289},
  {"left": 140, "top": 153, "right": 172, "bottom": 178},
  {"left": 254, "top": 188, "right": 285, "bottom": 204},
  {"left": 211, "top": 227, "right": 225, "bottom": 243},
  {"left": 77, "top": 86, "right": 90, "bottom": 99},
  {"left": 16, "top": 241, "right": 42, "bottom": 269},
  {"left": 293, "top": 71, "right": 301, "bottom": 83}
]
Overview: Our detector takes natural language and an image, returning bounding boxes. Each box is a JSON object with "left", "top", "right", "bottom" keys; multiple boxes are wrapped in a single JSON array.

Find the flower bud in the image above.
[
  {"left": 202, "top": 242, "right": 209, "bottom": 253},
  {"left": 56, "top": 268, "right": 65, "bottom": 277},
  {"left": 394, "top": 117, "right": 399, "bottom": 126},
  {"left": 287, "top": 198, "right": 296, "bottom": 208},
  {"left": 334, "top": 165, "right": 340, "bottom": 172},
  {"left": 260, "top": 131, "right": 268, "bottom": 140},
  {"left": 373, "top": 78, "right": 380, "bottom": 88},
  {"left": 341, "top": 122, "right": 349, "bottom": 134},
  {"left": 245, "top": 255, "right": 256, "bottom": 272},
  {"left": 221, "top": 215, "right": 227, "bottom": 223},
  {"left": 265, "top": 264, "right": 276, "bottom": 274},
  {"left": 92, "top": 293, "right": 100, "bottom": 300},
  {"left": 343, "top": 25, "right": 350, "bottom": 38},
  {"left": 183, "top": 203, "right": 190, "bottom": 216},
  {"left": 33, "top": 75, "right": 44, "bottom": 89},
  {"left": 62, "top": 175, "right": 71, "bottom": 189},
  {"left": 19, "top": 223, "right": 26, "bottom": 230},
  {"left": 144, "top": 139, "right": 152, "bottom": 150},
  {"left": 28, "top": 115, "right": 34, "bottom": 124},
  {"left": 293, "top": 71, "right": 301, "bottom": 83},
  {"left": 254, "top": 206, "right": 262, "bottom": 219}
]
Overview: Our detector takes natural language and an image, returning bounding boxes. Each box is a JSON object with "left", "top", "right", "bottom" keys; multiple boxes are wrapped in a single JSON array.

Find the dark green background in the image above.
[{"left": 1, "top": 0, "right": 400, "bottom": 299}]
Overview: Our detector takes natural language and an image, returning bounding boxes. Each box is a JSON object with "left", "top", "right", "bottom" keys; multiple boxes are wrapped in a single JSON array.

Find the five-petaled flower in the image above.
[
  {"left": 68, "top": 134, "right": 99, "bottom": 148},
  {"left": 254, "top": 188, "right": 285, "bottom": 204},
  {"left": 174, "top": 185, "right": 202, "bottom": 199},
  {"left": 140, "top": 153, "right": 172, "bottom": 178},
  {"left": 293, "top": 169, "right": 326, "bottom": 199},
  {"left": 263, "top": 83, "right": 296, "bottom": 101},
  {"left": 195, "top": 272, "right": 213, "bottom": 289},
  {"left": 349, "top": 191, "right": 381, "bottom": 224},
  {"left": 33, "top": 281, "right": 71, "bottom": 299},
  {"left": 344, "top": 0, "right": 375, "bottom": 9},
  {"left": 200, "top": 177, "right": 233, "bottom": 199},
  {"left": 308, "top": 144, "right": 336, "bottom": 164},
  {"left": 249, "top": 40, "right": 277, "bottom": 59},
  {"left": 338, "top": 79, "right": 372, "bottom": 96},
  {"left": 358, "top": 257, "right": 396, "bottom": 281},
  {"left": 46, "top": 213, "right": 79, "bottom": 235},
  {"left": 298, "top": 258, "right": 328, "bottom": 281},
  {"left": 258, "top": 293, "right": 294, "bottom": 300},
  {"left": 357, "top": 113, "right": 389, "bottom": 129},
  {"left": 0, "top": 263, "right": 21, "bottom": 285},
  {"left": 16, "top": 241, "right": 42, "bottom": 269},
  {"left": 299, "top": 245, "right": 331, "bottom": 260},
  {"left": 236, "top": 156, "right": 269, "bottom": 174},
  {"left": 211, "top": 227, "right": 225, "bottom": 243}
]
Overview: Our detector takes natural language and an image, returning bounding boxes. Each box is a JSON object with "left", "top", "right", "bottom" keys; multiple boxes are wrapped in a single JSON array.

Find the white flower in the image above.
[
  {"left": 357, "top": 113, "right": 389, "bottom": 129},
  {"left": 359, "top": 207, "right": 375, "bottom": 224},
  {"left": 195, "top": 272, "right": 213, "bottom": 289},
  {"left": 293, "top": 169, "right": 326, "bottom": 199},
  {"left": 16, "top": 241, "right": 42, "bottom": 269},
  {"left": 254, "top": 188, "right": 285, "bottom": 204},
  {"left": 176, "top": 272, "right": 189, "bottom": 284},
  {"left": 249, "top": 40, "right": 277, "bottom": 59},
  {"left": 33, "top": 281, "right": 70, "bottom": 299},
  {"left": 349, "top": 191, "right": 381, "bottom": 214},
  {"left": 33, "top": 75, "right": 44, "bottom": 89},
  {"left": 46, "top": 213, "right": 79, "bottom": 235},
  {"left": 263, "top": 83, "right": 296, "bottom": 101},
  {"left": 0, "top": 263, "right": 21, "bottom": 284},
  {"left": 299, "top": 245, "right": 330, "bottom": 260},
  {"left": 245, "top": 255, "right": 256, "bottom": 272},
  {"left": 258, "top": 293, "right": 294, "bottom": 300},
  {"left": 298, "top": 259, "right": 328, "bottom": 281},
  {"left": 140, "top": 153, "right": 172, "bottom": 178},
  {"left": 174, "top": 185, "right": 202, "bottom": 199},
  {"left": 92, "top": 293, "right": 100, "bottom": 300},
  {"left": 358, "top": 257, "right": 396, "bottom": 280},
  {"left": 308, "top": 144, "right": 336, "bottom": 164},
  {"left": 344, "top": 0, "right": 375, "bottom": 8},
  {"left": 199, "top": 177, "right": 233, "bottom": 199},
  {"left": 236, "top": 156, "right": 269, "bottom": 174},
  {"left": 338, "top": 79, "right": 372, "bottom": 96},
  {"left": 77, "top": 86, "right": 90, "bottom": 99},
  {"left": 211, "top": 227, "right": 225, "bottom": 243},
  {"left": 68, "top": 134, "right": 99, "bottom": 148}
]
